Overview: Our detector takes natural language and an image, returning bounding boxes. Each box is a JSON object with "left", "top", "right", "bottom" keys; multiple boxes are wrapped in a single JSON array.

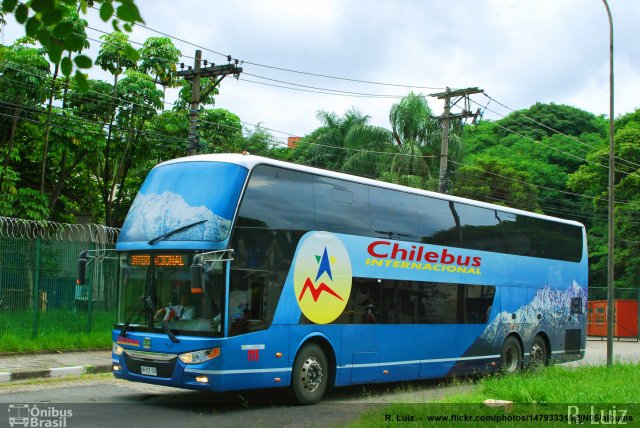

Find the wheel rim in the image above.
[
  {"left": 530, "top": 343, "right": 544, "bottom": 365},
  {"left": 504, "top": 345, "right": 518, "bottom": 372},
  {"left": 301, "top": 356, "right": 323, "bottom": 393}
]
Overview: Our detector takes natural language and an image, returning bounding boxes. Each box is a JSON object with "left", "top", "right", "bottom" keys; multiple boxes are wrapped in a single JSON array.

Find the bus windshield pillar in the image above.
[{"left": 224, "top": 258, "right": 231, "bottom": 338}]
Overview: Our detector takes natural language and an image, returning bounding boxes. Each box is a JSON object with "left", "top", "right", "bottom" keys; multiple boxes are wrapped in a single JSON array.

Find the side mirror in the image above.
[
  {"left": 77, "top": 251, "right": 88, "bottom": 285},
  {"left": 190, "top": 255, "right": 204, "bottom": 294}
]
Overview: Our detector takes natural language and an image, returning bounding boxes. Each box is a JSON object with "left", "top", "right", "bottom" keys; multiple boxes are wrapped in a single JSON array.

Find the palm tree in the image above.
[
  {"left": 341, "top": 119, "right": 393, "bottom": 178},
  {"left": 292, "top": 108, "right": 392, "bottom": 178},
  {"left": 386, "top": 92, "right": 461, "bottom": 189}
]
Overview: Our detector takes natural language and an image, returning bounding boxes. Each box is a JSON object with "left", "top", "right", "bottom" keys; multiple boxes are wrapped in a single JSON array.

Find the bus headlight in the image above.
[
  {"left": 112, "top": 342, "right": 124, "bottom": 356},
  {"left": 178, "top": 348, "right": 220, "bottom": 364}
]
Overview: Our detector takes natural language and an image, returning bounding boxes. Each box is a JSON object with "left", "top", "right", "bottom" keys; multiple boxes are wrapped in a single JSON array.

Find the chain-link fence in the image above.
[
  {"left": 0, "top": 216, "right": 119, "bottom": 347},
  {"left": 588, "top": 287, "right": 640, "bottom": 340}
]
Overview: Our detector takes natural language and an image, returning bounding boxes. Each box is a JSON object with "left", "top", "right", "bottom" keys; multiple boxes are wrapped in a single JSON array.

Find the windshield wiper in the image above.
[
  {"left": 161, "top": 320, "right": 179, "bottom": 343},
  {"left": 120, "top": 294, "right": 145, "bottom": 338},
  {"left": 147, "top": 220, "right": 207, "bottom": 245},
  {"left": 119, "top": 296, "right": 178, "bottom": 343},
  {"left": 145, "top": 296, "right": 179, "bottom": 343}
]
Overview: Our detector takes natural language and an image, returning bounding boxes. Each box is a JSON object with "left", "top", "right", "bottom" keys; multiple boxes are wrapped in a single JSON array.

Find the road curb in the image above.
[{"left": 0, "top": 365, "right": 112, "bottom": 382}]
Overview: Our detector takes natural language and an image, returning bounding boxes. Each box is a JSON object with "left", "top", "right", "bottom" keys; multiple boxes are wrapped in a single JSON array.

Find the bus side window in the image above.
[
  {"left": 418, "top": 197, "right": 457, "bottom": 246},
  {"left": 370, "top": 187, "right": 418, "bottom": 241},
  {"left": 314, "top": 177, "right": 370, "bottom": 236},
  {"left": 350, "top": 278, "right": 380, "bottom": 324}
]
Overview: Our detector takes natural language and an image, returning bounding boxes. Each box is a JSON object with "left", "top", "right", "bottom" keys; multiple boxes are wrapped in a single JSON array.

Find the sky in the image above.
[{"left": 3, "top": 0, "right": 640, "bottom": 145}]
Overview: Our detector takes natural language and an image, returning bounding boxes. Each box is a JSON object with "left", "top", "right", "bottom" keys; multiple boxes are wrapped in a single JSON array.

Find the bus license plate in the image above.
[{"left": 140, "top": 366, "right": 157, "bottom": 376}]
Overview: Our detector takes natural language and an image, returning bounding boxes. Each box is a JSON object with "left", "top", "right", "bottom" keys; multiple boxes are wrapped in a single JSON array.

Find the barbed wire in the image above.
[{"left": 0, "top": 216, "right": 119, "bottom": 244}]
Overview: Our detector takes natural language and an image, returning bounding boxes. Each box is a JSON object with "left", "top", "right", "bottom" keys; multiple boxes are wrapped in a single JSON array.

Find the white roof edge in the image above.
[{"left": 155, "top": 153, "right": 585, "bottom": 228}]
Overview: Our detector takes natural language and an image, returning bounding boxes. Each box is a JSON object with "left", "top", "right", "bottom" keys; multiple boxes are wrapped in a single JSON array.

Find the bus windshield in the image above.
[
  {"left": 117, "top": 253, "right": 225, "bottom": 337},
  {"left": 117, "top": 161, "right": 248, "bottom": 249}
]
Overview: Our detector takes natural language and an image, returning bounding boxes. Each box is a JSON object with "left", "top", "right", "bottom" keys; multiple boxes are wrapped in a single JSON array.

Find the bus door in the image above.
[{"left": 343, "top": 278, "right": 381, "bottom": 384}]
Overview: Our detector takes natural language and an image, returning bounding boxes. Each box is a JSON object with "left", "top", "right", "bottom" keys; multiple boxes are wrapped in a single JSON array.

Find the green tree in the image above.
[
  {"left": 40, "top": 5, "right": 90, "bottom": 195},
  {"left": 495, "top": 102, "right": 602, "bottom": 140},
  {"left": 292, "top": 108, "right": 391, "bottom": 177},
  {"left": 199, "top": 108, "right": 242, "bottom": 152},
  {"left": 2, "top": 0, "right": 142, "bottom": 91},
  {"left": 94, "top": 31, "right": 137, "bottom": 223},
  {"left": 0, "top": 43, "right": 50, "bottom": 218},
  {"left": 462, "top": 103, "right": 606, "bottom": 224},
  {"left": 42, "top": 106, "right": 105, "bottom": 219},
  {"left": 453, "top": 157, "right": 540, "bottom": 211},
  {"left": 107, "top": 70, "right": 162, "bottom": 225},
  {"left": 567, "top": 122, "right": 640, "bottom": 288},
  {"left": 387, "top": 93, "right": 446, "bottom": 188},
  {"left": 173, "top": 77, "right": 218, "bottom": 111},
  {"left": 147, "top": 109, "right": 189, "bottom": 159},
  {"left": 138, "top": 37, "right": 181, "bottom": 105}
]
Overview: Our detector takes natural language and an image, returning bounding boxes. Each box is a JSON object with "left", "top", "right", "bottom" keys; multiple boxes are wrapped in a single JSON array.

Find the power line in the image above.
[
  {"left": 85, "top": 26, "right": 196, "bottom": 61},
  {"left": 3, "top": 69, "right": 634, "bottom": 209},
  {"left": 448, "top": 158, "right": 633, "bottom": 206},
  {"left": 471, "top": 95, "right": 640, "bottom": 173},
  {"left": 0, "top": 63, "right": 408, "bottom": 153},
  {"left": 483, "top": 93, "right": 640, "bottom": 171},
  {"left": 0, "top": 79, "right": 422, "bottom": 163},
  {"left": 238, "top": 77, "right": 402, "bottom": 99},
  {"left": 469, "top": 99, "right": 636, "bottom": 176},
  {"left": 85, "top": 6, "right": 446, "bottom": 90},
  {"left": 243, "top": 72, "right": 404, "bottom": 98}
]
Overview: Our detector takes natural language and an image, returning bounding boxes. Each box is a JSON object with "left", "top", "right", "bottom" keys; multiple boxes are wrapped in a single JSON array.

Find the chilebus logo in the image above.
[{"left": 293, "top": 232, "right": 352, "bottom": 324}]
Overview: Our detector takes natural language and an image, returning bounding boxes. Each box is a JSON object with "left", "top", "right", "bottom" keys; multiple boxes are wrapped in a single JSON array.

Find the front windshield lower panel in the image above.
[{"left": 117, "top": 252, "right": 225, "bottom": 337}]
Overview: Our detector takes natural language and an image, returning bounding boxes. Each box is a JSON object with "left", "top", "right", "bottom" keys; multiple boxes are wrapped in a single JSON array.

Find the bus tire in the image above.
[
  {"left": 528, "top": 335, "right": 548, "bottom": 370},
  {"left": 291, "top": 343, "right": 329, "bottom": 404},
  {"left": 500, "top": 336, "right": 522, "bottom": 375}
]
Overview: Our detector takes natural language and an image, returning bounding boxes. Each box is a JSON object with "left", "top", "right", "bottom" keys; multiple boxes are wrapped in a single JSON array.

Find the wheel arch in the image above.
[
  {"left": 531, "top": 330, "right": 551, "bottom": 363},
  {"left": 503, "top": 332, "right": 525, "bottom": 370},
  {"left": 292, "top": 333, "right": 337, "bottom": 388},
  {"left": 505, "top": 332, "right": 524, "bottom": 354}
]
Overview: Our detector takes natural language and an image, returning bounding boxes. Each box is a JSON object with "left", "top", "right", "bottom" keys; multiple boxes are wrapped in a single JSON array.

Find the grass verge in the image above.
[
  {"left": 0, "top": 309, "right": 113, "bottom": 352},
  {"left": 348, "top": 363, "right": 640, "bottom": 427},
  {"left": 0, "top": 331, "right": 111, "bottom": 353}
]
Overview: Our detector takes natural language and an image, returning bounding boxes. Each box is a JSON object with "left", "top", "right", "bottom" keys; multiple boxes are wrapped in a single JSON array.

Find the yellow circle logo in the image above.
[{"left": 293, "top": 232, "right": 352, "bottom": 324}]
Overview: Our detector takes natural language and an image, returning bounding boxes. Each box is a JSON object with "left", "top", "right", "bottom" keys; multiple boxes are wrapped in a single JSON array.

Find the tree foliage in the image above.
[
  {"left": 2, "top": 0, "right": 143, "bottom": 91},
  {"left": 0, "top": 29, "right": 285, "bottom": 225}
]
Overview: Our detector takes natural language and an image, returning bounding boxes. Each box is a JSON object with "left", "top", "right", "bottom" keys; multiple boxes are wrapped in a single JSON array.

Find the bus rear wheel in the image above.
[
  {"left": 500, "top": 336, "right": 522, "bottom": 375},
  {"left": 528, "top": 335, "right": 548, "bottom": 370},
  {"left": 291, "top": 343, "right": 329, "bottom": 404}
]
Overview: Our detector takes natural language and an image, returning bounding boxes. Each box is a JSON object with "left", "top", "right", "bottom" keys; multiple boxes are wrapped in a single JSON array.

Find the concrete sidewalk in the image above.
[{"left": 0, "top": 350, "right": 112, "bottom": 382}]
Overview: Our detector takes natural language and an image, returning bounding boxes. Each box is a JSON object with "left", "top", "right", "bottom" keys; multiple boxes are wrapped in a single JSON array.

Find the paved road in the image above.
[
  {"left": 0, "top": 376, "right": 472, "bottom": 427},
  {"left": 566, "top": 338, "right": 640, "bottom": 366},
  {"left": 0, "top": 340, "right": 637, "bottom": 428}
]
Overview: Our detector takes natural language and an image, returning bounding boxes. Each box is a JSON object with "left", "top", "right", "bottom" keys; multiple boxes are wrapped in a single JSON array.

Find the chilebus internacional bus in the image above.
[{"left": 99, "top": 153, "right": 587, "bottom": 404}]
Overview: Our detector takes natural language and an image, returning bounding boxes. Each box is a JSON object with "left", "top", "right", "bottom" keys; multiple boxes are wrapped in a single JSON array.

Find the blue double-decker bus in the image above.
[{"left": 104, "top": 153, "right": 587, "bottom": 404}]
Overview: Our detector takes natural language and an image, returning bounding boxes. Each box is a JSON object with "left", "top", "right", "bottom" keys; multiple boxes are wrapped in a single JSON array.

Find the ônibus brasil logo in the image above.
[{"left": 293, "top": 232, "right": 352, "bottom": 324}]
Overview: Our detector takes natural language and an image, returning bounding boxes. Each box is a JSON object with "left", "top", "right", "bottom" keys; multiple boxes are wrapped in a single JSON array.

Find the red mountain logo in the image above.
[{"left": 298, "top": 277, "right": 344, "bottom": 302}]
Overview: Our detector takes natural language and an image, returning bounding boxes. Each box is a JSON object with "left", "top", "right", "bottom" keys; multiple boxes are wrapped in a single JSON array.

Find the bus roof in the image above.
[{"left": 156, "top": 153, "right": 585, "bottom": 229}]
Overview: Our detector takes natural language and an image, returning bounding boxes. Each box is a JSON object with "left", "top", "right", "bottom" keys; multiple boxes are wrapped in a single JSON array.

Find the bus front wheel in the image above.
[
  {"left": 291, "top": 343, "right": 329, "bottom": 404},
  {"left": 500, "top": 336, "right": 522, "bottom": 375}
]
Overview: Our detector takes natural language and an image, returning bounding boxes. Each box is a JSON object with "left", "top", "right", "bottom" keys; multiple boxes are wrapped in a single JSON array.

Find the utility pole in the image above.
[
  {"left": 602, "top": 0, "right": 615, "bottom": 368},
  {"left": 430, "top": 87, "right": 484, "bottom": 193},
  {"left": 178, "top": 50, "right": 243, "bottom": 155}
]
